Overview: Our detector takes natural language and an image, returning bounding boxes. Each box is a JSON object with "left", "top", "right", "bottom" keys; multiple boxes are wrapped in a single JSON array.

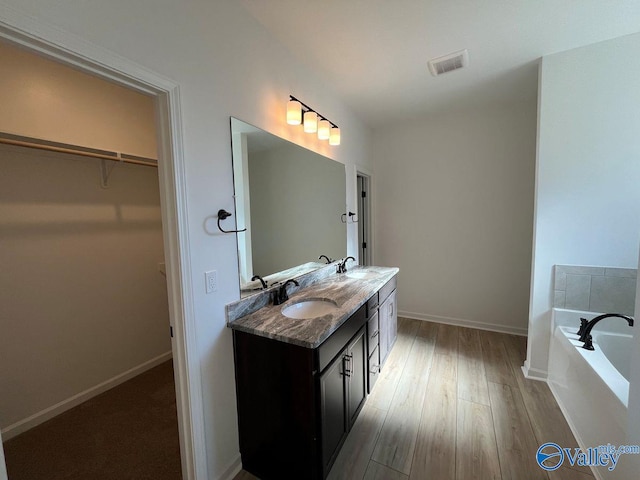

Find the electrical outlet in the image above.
[{"left": 205, "top": 270, "right": 217, "bottom": 293}]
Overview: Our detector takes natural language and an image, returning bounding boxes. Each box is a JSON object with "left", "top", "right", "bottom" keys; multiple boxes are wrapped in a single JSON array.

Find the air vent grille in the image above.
[{"left": 428, "top": 49, "right": 469, "bottom": 77}]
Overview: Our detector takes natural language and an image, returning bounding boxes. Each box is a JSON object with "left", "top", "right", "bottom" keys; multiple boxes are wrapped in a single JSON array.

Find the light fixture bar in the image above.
[{"left": 289, "top": 95, "right": 339, "bottom": 130}]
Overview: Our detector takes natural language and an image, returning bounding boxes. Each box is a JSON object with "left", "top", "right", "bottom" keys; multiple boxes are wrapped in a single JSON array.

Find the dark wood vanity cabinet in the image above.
[
  {"left": 320, "top": 326, "right": 366, "bottom": 473},
  {"left": 365, "top": 276, "right": 397, "bottom": 392},
  {"left": 378, "top": 277, "right": 398, "bottom": 365},
  {"left": 232, "top": 274, "right": 398, "bottom": 479},
  {"left": 233, "top": 304, "right": 368, "bottom": 480}
]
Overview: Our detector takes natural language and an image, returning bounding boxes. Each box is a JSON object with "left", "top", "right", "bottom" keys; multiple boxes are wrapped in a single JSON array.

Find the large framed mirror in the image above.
[{"left": 230, "top": 118, "right": 347, "bottom": 297}]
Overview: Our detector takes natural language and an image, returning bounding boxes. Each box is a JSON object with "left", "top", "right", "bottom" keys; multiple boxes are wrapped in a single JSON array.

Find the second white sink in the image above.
[
  {"left": 282, "top": 299, "right": 339, "bottom": 319},
  {"left": 346, "top": 271, "right": 382, "bottom": 280}
]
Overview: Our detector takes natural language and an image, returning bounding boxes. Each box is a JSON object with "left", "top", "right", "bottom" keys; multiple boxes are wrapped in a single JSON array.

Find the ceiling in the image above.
[{"left": 239, "top": 0, "right": 640, "bottom": 129}]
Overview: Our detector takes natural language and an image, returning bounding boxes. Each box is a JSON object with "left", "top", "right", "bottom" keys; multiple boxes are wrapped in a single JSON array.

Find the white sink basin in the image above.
[
  {"left": 282, "top": 299, "right": 339, "bottom": 319},
  {"left": 346, "top": 271, "right": 382, "bottom": 280}
]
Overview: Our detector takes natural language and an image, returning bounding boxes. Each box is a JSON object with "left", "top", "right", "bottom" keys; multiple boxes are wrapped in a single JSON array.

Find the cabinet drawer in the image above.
[
  {"left": 366, "top": 293, "right": 379, "bottom": 317},
  {"left": 318, "top": 304, "right": 367, "bottom": 373},
  {"left": 379, "top": 276, "right": 397, "bottom": 305},
  {"left": 367, "top": 312, "right": 379, "bottom": 353}
]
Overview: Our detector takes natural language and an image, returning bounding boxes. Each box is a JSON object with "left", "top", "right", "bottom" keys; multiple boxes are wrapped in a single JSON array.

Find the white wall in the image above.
[
  {"left": 527, "top": 33, "right": 640, "bottom": 376},
  {"left": 0, "top": 144, "right": 170, "bottom": 434},
  {"left": 0, "top": 2, "right": 373, "bottom": 478},
  {"left": 619, "top": 246, "right": 640, "bottom": 479},
  {"left": 0, "top": 41, "right": 157, "bottom": 158},
  {"left": 372, "top": 103, "right": 537, "bottom": 334}
]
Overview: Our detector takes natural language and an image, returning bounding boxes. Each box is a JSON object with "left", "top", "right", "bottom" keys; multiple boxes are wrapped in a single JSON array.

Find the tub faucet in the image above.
[
  {"left": 251, "top": 275, "right": 268, "bottom": 290},
  {"left": 273, "top": 279, "right": 299, "bottom": 305},
  {"left": 579, "top": 313, "right": 634, "bottom": 350},
  {"left": 576, "top": 317, "right": 588, "bottom": 337},
  {"left": 337, "top": 256, "right": 356, "bottom": 273}
]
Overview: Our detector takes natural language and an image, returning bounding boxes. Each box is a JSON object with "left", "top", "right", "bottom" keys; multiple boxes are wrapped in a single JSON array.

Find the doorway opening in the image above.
[
  {"left": 0, "top": 15, "right": 202, "bottom": 480},
  {"left": 356, "top": 172, "right": 372, "bottom": 266}
]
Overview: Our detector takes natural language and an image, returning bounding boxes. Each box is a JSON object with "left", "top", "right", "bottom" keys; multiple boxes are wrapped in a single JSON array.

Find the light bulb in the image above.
[
  {"left": 303, "top": 111, "right": 318, "bottom": 133},
  {"left": 286, "top": 100, "right": 302, "bottom": 125},
  {"left": 329, "top": 127, "right": 341, "bottom": 145},
  {"left": 317, "top": 119, "right": 331, "bottom": 140}
]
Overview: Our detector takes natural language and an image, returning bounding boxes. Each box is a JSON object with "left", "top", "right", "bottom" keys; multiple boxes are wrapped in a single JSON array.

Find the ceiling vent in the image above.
[{"left": 428, "top": 49, "right": 469, "bottom": 77}]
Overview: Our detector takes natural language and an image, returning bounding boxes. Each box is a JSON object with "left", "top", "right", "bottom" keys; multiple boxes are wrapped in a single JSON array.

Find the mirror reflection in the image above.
[{"left": 230, "top": 118, "right": 347, "bottom": 297}]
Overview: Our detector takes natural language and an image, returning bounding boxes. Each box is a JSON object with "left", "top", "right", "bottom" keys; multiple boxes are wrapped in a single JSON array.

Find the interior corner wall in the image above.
[
  {"left": 0, "top": 144, "right": 170, "bottom": 433},
  {"left": 527, "top": 32, "right": 640, "bottom": 375},
  {"left": 0, "top": 2, "right": 374, "bottom": 477},
  {"left": 372, "top": 102, "right": 537, "bottom": 334}
]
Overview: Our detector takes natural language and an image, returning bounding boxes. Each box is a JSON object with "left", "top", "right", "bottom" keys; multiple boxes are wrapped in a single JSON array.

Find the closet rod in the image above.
[{"left": 0, "top": 131, "right": 158, "bottom": 168}]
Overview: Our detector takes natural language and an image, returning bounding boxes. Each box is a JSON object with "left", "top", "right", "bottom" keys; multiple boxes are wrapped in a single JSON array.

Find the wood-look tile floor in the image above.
[{"left": 234, "top": 319, "right": 594, "bottom": 480}]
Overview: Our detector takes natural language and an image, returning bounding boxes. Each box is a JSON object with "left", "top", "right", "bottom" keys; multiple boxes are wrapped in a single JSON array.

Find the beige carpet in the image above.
[{"left": 3, "top": 360, "right": 182, "bottom": 480}]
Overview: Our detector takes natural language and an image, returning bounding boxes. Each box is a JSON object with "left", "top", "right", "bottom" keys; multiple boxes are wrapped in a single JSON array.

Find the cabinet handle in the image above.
[
  {"left": 343, "top": 355, "right": 352, "bottom": 377},
  {"left": 372, "top": 331, "right": 379, "bottom": 337},
  {"left": 370, "top": 364, "right": 380, "bottom": 373}
]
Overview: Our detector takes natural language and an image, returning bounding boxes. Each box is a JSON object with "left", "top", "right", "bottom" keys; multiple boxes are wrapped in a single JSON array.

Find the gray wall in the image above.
[
  {"left": 249, "top": 144, "right": 346, "bottom": 275},
  {"left": 372, "top": 102, "right": 537, "bottom": 334},
  {"left": 0, "top": 144, "right": 169, "bottom": 432}
]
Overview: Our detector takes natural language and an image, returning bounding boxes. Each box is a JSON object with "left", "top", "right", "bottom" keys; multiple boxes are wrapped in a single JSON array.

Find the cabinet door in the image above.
[
  {"left": 379, "top": 298, "right": 390, "bottom": 365},
  {"left": 346, "top": 328, "right": 367, "bottom": 428},
  {"left": 320, "top": 352, "right": 347, "bottom": 472},
  {"left": 387, "top": 290, "right": 398, "bottom": 348},
  {"left": 379, "top": 289, "right": 397, "bottom": 366}
]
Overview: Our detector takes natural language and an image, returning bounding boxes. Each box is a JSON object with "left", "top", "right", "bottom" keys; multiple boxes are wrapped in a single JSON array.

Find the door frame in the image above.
[
  {"left": 355, "top": 165, "right": 374, "bottom": 266},
  {"left": 0, "top": 9, "right": 206, "bottom": 480}
]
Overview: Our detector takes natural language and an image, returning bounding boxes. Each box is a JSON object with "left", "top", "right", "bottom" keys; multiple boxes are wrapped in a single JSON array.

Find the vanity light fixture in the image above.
[
  {"left": 317, "top": 119, "right": 330, "bottom": 140},
  {"left": 287, "top": 95, "right": 340, "bottom": 145},
  {"left": 286, "top": 99, "right": 302, "bottom": 125},
  {"left": 303, "top": 111, "right": 318, "bottom": 133},
  {"left": 329, "top": 127, "right": 341, "bottom": 146}
]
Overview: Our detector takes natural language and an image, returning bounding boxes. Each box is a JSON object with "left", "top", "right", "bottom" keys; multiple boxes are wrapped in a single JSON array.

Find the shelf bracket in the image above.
[{"left": 99, "top": 153, "right": 122, "bottom": 188}]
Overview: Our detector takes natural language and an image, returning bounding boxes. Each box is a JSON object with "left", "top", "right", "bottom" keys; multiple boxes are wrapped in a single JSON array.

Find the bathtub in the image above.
[{"left": 548, "top": 309, "right": 633, "bottom": 479}]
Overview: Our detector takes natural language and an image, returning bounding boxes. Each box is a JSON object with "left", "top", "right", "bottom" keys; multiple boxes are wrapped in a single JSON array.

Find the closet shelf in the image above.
[{"left": 0, "top": 131, "right": 158, "bottom": 168}]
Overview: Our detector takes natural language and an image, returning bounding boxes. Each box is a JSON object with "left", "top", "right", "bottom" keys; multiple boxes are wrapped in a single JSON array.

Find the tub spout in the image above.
[{"left": 579, "top": 313, "right": 634, "bottom": 351}]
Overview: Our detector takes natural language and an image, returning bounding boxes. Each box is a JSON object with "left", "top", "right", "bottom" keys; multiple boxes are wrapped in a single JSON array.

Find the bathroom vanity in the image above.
[{"left": 228, "top": 267, "right": 398, "bottom": 479}]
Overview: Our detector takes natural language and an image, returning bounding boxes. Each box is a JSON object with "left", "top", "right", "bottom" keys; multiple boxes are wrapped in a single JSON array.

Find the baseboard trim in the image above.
[
  {"left": 522, "top": 360, "right": 548, "bottom": 381},
  {"left": 1, "top": 350, "right": 173, "bottom": 441},
  {"left": 399, "top": 310, "right": 528, "bottom": 336},
  {"left": 217, "top": 454, "right": 241, "bottom": 480}
]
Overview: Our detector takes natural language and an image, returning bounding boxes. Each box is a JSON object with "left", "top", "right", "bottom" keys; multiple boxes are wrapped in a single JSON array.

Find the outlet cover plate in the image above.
[{"left": 205, "top": 270, "right": 217, "bottom": 293}]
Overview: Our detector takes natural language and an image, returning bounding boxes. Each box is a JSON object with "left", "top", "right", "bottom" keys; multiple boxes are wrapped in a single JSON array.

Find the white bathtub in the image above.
[{"left": 548, "top": 309, "right": 634, "bottom": 479}]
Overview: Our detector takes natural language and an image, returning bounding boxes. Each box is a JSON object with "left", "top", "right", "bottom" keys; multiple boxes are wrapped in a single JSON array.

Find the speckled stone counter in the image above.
[{"left": 227, "top": 265, "right": 399, "bottom": 348}]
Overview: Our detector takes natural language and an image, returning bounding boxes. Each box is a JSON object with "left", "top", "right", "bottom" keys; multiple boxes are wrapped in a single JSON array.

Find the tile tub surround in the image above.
[
  {"left": 227, "top": 266, "right": 399, "bottom": 348},
  {"left": 553, "top": 265, "right": 637, "bottom": 315}
]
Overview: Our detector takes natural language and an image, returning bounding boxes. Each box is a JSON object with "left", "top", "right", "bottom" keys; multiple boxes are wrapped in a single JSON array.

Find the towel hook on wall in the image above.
[
  {"left": 217, "top": 209, "right": 247, "bottom": 233},
  {"left": 341, "top": 211, "right": 359, "bottom": 223}
]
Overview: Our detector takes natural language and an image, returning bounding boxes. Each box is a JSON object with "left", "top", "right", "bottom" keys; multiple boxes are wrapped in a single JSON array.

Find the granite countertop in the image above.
[{"left": 227, "top": 266, "right": 399, "bottom": 348}]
